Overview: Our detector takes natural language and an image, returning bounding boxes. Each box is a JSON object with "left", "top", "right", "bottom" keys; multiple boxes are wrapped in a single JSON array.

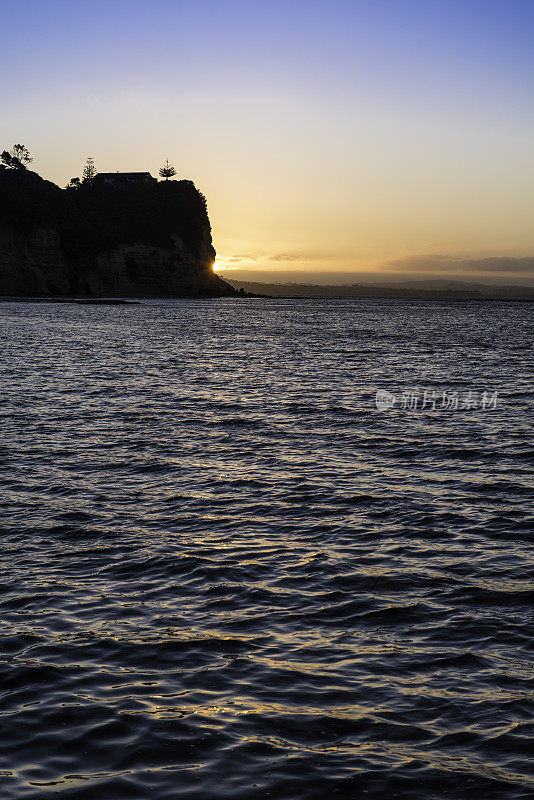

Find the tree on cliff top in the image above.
[
  {"left": 1, "top": 144, "right": 32, "bottom": 169},
  {"left": 11, "top": 144, "right": 32, "bottom": 165},
  {"left": 159, "top": 158, "right": 177, "bottom": 180},
  {"left": 82, "top": 157, "right": 97, "bottom": 183}
]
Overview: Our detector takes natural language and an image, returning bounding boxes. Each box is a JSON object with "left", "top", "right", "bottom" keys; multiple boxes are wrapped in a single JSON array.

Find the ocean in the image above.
[{"left": 0, "top": 297, "right": 532, "bottom": 799}]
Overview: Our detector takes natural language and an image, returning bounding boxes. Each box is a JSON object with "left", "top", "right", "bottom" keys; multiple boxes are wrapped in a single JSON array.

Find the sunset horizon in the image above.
[
  {"left": 1, "top": 3, "right": 532, "bottom": 799},
  {"left": 2, "top": 0, "right": 533, "bottom": 285}
]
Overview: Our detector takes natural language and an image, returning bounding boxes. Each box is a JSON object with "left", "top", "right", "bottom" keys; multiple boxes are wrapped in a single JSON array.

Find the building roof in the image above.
[{"left": 94, "top": 172, "right": 155, "bottom": 181}]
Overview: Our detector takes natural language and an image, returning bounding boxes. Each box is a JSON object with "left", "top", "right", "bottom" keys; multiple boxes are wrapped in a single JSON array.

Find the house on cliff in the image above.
[{"left": 93, "top": 172, "right": 157, "bottom": 186}]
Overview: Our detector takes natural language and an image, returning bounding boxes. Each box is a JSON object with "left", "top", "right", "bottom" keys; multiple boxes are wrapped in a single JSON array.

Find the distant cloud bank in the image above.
[
  {"left": 383, "top": 255, "right": 534, "bottom": 280},
  {"left": 217, "top": 252, "right": 534, "bottom": 286}
]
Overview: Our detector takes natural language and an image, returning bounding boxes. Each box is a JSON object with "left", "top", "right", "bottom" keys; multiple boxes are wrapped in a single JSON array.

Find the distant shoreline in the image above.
[
  {"left": 0, "top": 296, "right": 140, "bottom": 305},
  {"left": 225, "top": 279, "right": 534, "bottom": 302},
  {"left": 1, "top": 293, "right": 533, "bottom": 304}
]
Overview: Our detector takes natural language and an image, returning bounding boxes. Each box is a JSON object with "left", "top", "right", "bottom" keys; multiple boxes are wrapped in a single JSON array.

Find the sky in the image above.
[{"left": 1, "top": 0, "right": 534, "bottom": 284}]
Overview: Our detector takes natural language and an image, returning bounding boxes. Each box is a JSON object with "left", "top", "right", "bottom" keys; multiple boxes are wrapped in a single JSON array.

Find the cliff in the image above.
[{"left": 0, "top": 167, "right": 235, "bottom": 297}]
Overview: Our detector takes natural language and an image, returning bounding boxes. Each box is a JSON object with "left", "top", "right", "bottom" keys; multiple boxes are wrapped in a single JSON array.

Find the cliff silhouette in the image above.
[{"left": 0, "top": 167, "right": 236, "bottom": 297}]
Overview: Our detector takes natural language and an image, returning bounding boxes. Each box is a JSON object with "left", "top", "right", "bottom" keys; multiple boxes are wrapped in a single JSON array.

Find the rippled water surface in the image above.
[{"left": 0, "top": 298, "right": 533, "bottom": 800}]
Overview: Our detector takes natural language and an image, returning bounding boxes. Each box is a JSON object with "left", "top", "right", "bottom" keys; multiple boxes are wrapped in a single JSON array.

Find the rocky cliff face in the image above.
[
  {"left": 0, "top": 168, "right": 236, "bottom": 298},
  {"left": 0, "top": 226, "right": 66, "bottom": 296}
]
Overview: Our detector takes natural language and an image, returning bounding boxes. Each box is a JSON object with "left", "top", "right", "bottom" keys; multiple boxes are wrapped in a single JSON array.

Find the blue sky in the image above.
[{"left": 2, "top": 0, "right": 534, "bottom": 281}]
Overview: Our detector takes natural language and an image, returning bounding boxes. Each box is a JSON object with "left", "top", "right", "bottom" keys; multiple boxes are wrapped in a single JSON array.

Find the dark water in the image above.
[{"left": 0, "top": 298, "right": 532, "bottom": 800}]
